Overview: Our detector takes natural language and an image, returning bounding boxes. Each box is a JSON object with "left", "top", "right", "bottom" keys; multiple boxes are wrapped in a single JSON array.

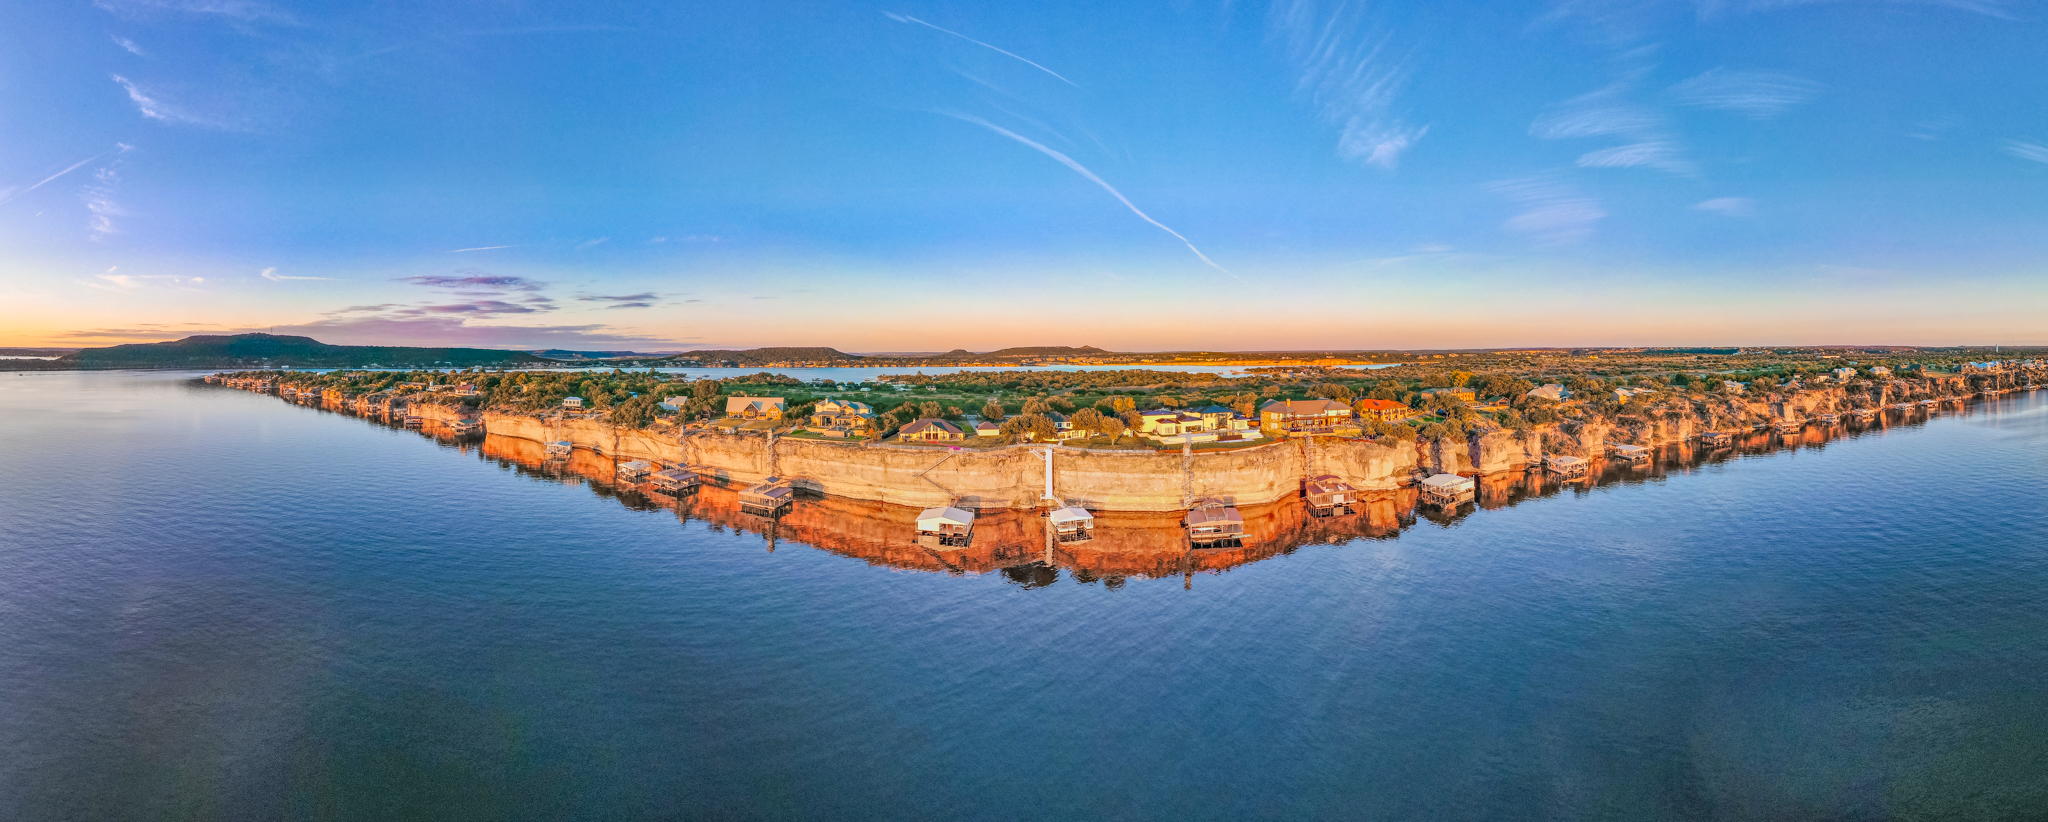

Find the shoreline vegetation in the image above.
[
  {"left": 199, "top": 358, "right": 2042, "bottom": 579},
  {"left": 196, "top": 349, "right": 2045, "bottom": 564}
]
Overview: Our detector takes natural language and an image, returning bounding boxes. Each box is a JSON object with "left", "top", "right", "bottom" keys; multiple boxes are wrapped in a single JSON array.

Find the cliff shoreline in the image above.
[{"left": 212, "top": 373, "right": 2038, "bottom": 514}]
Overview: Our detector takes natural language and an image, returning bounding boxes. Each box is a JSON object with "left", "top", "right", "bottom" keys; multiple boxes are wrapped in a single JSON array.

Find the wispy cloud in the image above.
[
  {"left": 398, "top": 272, "right": 546, "bottom": 292},
  {"left": 403, "top": 301, "right": 544, "bottom": 317},
  {"left": 1530, "top": 104, "right": 1664, "bottom": 140},
  {"left": 945, "top": 112, "right": 1237, "bottom": 280},
  {"left": 1695, "top": 196, "right": 1756, "bottom": 216},
  {"left": 0, "top": 149, "right": 117, "bottom": 206},
  {"left": 574, "top": 237, "right": 609, "bottom": 249},
  {"left": 56, "top": 325, "right": 210, "bottom": 341},
  {"left": 87, "top": 267, "right": 206, "bottom": 291},
  {"left": 83, "top": 164, "right": 127, "bottom": 240},
  {"left": 444, "top": 245, "right": 516, "bottom": 253},
  {"left": 110, "top": 74, "right": 224, "bottom": 128},
  {"left": 883, "top": 12, "right": 1077, "bottom": 87},
  {"left": 2004, "top": 139, "right": 2048, "bottom": 164},
  {"left": 1907, "top": 114, "right": 1963, "bottom": 141},
  {"left": 93, "top": 0, "right": 298, "bottom": 25},
  {"left": 111, "top": 35, "right": 146, "bottom": 55},
  {"left": 579, "top": 292, "right": 660, "bottom": 309},
  {"left": 1696, "top": 0, "right": 2014, "bottom": 21},
  {"left": 1492, "top": 175, "right": 1605, "bottom": 244},
  {"left": 1531, "top": 84, "right": 1694, "bottom": 176},
  {"left": 274, "top": 316, "right": 672, "bottom": 348},
  {"left": 1578, "top": 140, "right": 1694, "bottom": 174},
  {"left": 651, "top": 235, "right": 721, "bottom": 243},
  {"left": 1268, "top": 0, "right": 1426, "bottom": 169},
  {"left": 1668, "top": 68, "right": 1823, "bottom": 119},
  {"left": 260, "top": 266, "right": 330, "bottom": 281}
]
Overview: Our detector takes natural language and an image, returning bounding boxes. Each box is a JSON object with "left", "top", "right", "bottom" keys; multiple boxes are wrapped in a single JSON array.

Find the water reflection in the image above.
[{"left": 269, "top": 383, "right": 2040, "bottom": 584}]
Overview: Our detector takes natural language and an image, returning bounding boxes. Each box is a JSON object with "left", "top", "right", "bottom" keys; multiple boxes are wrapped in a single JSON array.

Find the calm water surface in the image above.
[{"left": 3, "top": 370, "right": 2046, "bottom": 821}]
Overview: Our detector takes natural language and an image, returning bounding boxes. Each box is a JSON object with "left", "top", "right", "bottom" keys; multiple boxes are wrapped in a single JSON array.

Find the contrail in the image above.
[
  {"left": 946, "top": 112, "right": 1237, "bottom": 280},
  {"left": 0, "top": 152, "right": 108, "bottom": 205},
  {"left": 886, "top": 12, "right": 1078, "bottom": 88}
]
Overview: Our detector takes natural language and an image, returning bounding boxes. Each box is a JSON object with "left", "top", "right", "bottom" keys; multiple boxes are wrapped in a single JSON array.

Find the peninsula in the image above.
[{"left": 201, "top": 346, "right": 2046, "bottom": 521}]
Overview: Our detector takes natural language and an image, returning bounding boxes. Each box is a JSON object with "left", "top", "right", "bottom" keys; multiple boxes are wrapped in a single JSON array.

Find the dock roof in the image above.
[{"left": 916, "top": 506, "right": 975, "bottom": 528}]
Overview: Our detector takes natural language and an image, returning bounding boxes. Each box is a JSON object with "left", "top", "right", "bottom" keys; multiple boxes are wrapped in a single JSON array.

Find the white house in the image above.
[{"left": 1526, "top": 384, "right": 1569, "bottom": 402}]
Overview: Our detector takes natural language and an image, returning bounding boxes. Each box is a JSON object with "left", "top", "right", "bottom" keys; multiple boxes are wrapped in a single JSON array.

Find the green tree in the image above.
[
  {"left": 612, "top": 395, "right": 658, "bottom": 428},
  {"left": 1000, "top": 413, "right": 1057, "bottom": 443},
  {"left": 1308, "top": 382, "right": 1354, "bottom": 402},
  {"left": 981, "top": 398, "right": 1006, "bottom": 421}
]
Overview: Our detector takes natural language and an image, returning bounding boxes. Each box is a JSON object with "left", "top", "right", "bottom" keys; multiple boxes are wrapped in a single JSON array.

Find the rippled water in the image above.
[{"left": 3, "top": 370, "right": 2046, "bottom": 820}]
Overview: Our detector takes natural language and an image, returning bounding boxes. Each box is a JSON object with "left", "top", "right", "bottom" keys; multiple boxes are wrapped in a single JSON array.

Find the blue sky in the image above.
[{"left": 2, "top": 0, "right": 2044, "bottom": 350}]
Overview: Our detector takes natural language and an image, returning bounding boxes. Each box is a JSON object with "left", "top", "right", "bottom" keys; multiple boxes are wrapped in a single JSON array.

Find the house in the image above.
[
  {"left": 898, "top": 418, "right": 964, "bottom": 442},
  {"left": 1418, "top": 473, "right": 1477, "bottom": 508},
  {"left": 660, "top": 396, "right": 688, "bottom": 412},
  {"left": 1192, "top": 405, "right": 1238, "bottom": 431},
  {"left": 739, "top": 477, "right": 795, "bottom": 515},
  {"left": 563, "top": 396, "right": 584, "bottom": 409},
  {"left": 1421, "top": 387, "right": 1477, "bottom": 403},
  {"left": 1049, "top": 506, "right": 1094, "bottom": 542},
  {"left": 1303, "top": 474, "right": 1359, "bottom": 514},
  {"left": 1353, "top": 399, "right": 1417, "bottom": 422},
  {"left": 1700, "top": 431, "right": 1734, "bottom": 447},
  {"left": 1869, "top": 366, "right": 1892, "bottom": 377},
  {"left": 1833, "top": 367, "right": 1858, "bottom": 381},
  {"left": 1722, "top": 380, "right": 1747, "bottom": 393},
  {"left": 1184, "top": 501, "right": 1246, "bottom": 547},
  {"left": 974, "top": 421, "right": 1001, "bottom": 437},
  {"left": 1544, "top": 454, "right": 1589, "bottom": 478},
  {"left": 616, "top": 461, "right": 654, "bottom": 483},
  {"left": 1526, "top": 384, "right": 1569, "bottom": 402},
  {"left": 649, "top": 468, "right": 699, "bottom": 495},
  {"left": 725, "top": 397, "right": 786, "bottom": 420},
  {"left": 545, "top": 440, "right": 574, "bottom": 460},
  {"left": 915, "top": 506, "right": 975, "bottom": 546},
  {"left": 1258, "top": 399, "right": 1353, "bottom": 436},
  {"left": 1607, "top": 443, "right": 1651, "bottom": 464},
  {"left": 1613, "top": 387, "right": 1654, "bottom": 403},
  {"left": 1043, "top": 411, "right": 1083, "bottom": 440},
  {"left": 807, "top": 399, "right": 875, "bottom": 438},
  {"left": 1136, "top": 409, "right": 1187, "bottom": 436}
]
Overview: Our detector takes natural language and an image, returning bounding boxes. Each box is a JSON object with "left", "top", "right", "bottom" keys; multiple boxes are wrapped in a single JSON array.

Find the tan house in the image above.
[
  {"left": 898, "top": 418, "right": 964, "bottom": 442},
  {"left": 726, "top": 396, "right": 787, "bottom": 420},
  {"left": 807, "top": 399, "right": 874, "bottom": 437},
  {"left": 1258, "top": 399, "right": 1353, "bottom": 436},
  {"left": 1421, "top": 387, "right": 1477, "bottom": 403}
]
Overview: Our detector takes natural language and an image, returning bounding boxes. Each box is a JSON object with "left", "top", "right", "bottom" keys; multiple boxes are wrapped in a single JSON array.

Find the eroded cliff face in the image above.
[
  {"left": 447, "top": 411, "right": 1422, "bottom": 512},
  {"left": 365, "top": 378, "right": 1995, "bottom": 513}
]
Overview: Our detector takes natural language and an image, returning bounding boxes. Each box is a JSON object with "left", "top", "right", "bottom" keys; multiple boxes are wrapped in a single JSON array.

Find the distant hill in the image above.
[
  {"left": 659, "top": 345, "right": 1119, "bottom": 367},
  {"left": 978, "top": 345, "right": 1112, "bottom": 358},
  {"left": 664, "top": 347, "right": 865, "bottom": 366},
  {"left": 29, "top": 334, "right": 549, "bottom": 369},
  {"left": 529, "top": 349, "right": 662, "bottom": 360}
]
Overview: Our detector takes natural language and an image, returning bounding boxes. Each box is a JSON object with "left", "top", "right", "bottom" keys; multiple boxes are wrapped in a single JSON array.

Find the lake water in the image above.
[{"left": 4, "top": 370, "right": 2047, "bottom": 820}]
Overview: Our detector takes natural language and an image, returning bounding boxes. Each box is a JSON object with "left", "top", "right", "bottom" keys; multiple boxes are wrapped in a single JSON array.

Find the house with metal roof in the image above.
[
  {"left": 725, "top": 396, "right": 786, "bottom": 420},
  {"left": 898, "top": 418, "right": 964, "bottom": 442},
  {"left": 916, "top": 506, "right": 975, "bottom": 546},
  {"left": 1418, "top": 473, "right": 1476, "bottom": 508}
]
